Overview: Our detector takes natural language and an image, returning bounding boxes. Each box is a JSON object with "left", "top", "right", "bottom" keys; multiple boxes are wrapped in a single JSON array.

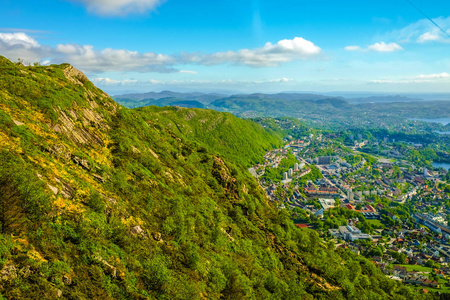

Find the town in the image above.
[{"left": 250, "top": 130, "right": 450, "bottom": 293}]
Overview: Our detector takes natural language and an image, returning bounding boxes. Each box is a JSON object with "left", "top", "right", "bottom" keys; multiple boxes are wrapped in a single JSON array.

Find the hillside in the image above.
[
  {"left": 133, "top": 106, "right": 283, "bottom": 167},
  {"left": 0, "top": 56, "right": 434, "bottom": 299}
]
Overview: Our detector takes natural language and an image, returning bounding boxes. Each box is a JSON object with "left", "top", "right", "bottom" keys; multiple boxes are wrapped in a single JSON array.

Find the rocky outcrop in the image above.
[
  {"left": 131, "top": 225, "right": 148, "bottom": 240},
  {"left": 53, "top": 109, "right": 105, "bottom": 146},
  {"left": 0, "top": 264, "right": 17, "bottom": 283},
  {"left": 211, "top": 157, "right": 238, "bottom": 198},
  {"left": 63, "top": 65, "right": 88, "bottom": 86},
  {"left": 93, "top": 255, "right": 117, "bottom": 278},
  {"left": 61, "top": 182, "right": 75, "bottom": 199},
  {"left": 72, "top": 155, "right": 90, "bottom": 171}
]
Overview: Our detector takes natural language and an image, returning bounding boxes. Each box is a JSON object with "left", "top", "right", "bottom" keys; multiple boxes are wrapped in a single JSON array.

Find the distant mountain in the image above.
[
  {"left": 114, "top": 90, "right": 450, "bottom": 130},
  {"left": 114, "top": 90, "right": 226, "bottom": 103},
  {"left": 347, "top": 95, "right": 423, "bottom": 104},
  {"left": 230, "top": 92, "right": 332, "bottom": 101}
]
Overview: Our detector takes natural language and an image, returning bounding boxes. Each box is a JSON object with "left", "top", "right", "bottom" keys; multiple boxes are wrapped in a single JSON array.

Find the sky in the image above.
[{"left": 1, "top": 0, "right": 450, "bottom": 95}]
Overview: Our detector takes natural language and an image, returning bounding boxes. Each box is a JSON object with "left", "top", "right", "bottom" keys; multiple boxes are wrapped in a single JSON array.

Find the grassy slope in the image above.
[{"left": 0, "top": 56, "right": 435, "bottom": 299}]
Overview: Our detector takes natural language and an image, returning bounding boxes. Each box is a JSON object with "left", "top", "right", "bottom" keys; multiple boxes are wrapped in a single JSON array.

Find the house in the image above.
[
  {"left": 393, "top": 266, "right": 407, "bottom": 277},
  {"left": 373, "top": 256, "right": 382, "bottom": 262},
  {"left": 421, "top": 279, "right": 439, "bottom": 288}
]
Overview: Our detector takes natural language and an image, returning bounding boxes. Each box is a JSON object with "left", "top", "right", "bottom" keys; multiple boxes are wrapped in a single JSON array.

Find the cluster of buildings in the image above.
[
  {"left": 329, "top": 225, "right": 373, "bottom": 242},
  {"left": 282, "top": 162, "right": 307, "bottom": 183},
  {"left": 345, "top": 204, "right": 380, "bottom": 219},
  {"left": 304, "top": 183, "right": 339, "bottom": 196}
]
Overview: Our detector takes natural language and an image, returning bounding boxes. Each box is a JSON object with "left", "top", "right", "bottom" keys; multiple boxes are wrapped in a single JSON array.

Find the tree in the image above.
[{"left": 425, "top": 260, "right": 435, "bottom": 268}]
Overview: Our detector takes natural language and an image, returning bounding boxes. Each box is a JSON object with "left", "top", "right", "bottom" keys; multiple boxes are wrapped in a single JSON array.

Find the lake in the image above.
[
  {"left": 434, "top": 131, "right": 450, "bottom": 135},
  {"left": 432, "top": 162, "right": 450, "bottom": 170},
  {"left": 410, "top": 117, "right": 450, "bottom": 125}
]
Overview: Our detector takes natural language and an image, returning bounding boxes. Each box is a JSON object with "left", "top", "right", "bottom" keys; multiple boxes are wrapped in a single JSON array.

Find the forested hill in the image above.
[
  {"left": 133, "top": 106, "right": 283, "bottom": 167},
  {"left": 0, "top": 56, "right": 434, "bottom": 299}
]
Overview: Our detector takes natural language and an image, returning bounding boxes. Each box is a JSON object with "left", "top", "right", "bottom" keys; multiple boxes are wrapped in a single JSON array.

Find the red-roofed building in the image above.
[
  {"left": 346, "top": 204, "right": 355, "bottom": 210},
  {"left": 366, "top": 205, "right": 375, "bottom": 212},
  {"left": 295, "top": 224, "right": 309, "bottom": 228}
]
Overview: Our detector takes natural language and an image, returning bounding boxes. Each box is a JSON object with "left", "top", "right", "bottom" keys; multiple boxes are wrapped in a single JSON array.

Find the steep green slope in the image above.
[
  {"left": 0, "top": 57, "right": 434, "bottom": 299},
  {"left": 133, "top": 105, "right": 283, "bottom": 167}
]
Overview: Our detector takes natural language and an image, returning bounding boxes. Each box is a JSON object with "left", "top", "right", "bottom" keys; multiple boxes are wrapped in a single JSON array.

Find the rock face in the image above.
[
  {"left": 62, "top": 275, "right": 72, "bottom": 286},
  {"left": 211, "top": 156, "right": 238, "bottom": 198},
  {"left": 63, "top": 65, "right": 88, "bottom": 86},
  {"left": 0, "top": 264, "right": 17, "bottom": 283},
  {"left": 131, "top": 225, "right": 144, "bottom": 236},
  {"left": 153, "top": 232, "right": 163, "bottom": 242},
  {"left": 93, "top": 255, "right": 117, "bottom": 278},
  {"left": 72, "top": 156, "right": 90, "bottom": 171},
  {"left": 53, "top": 109, "right": 105, "bottom": 146},
  {"left": 47, "top": 184, "right": 59, "bottom": 195},
  {"left": 61, "top": 182, "right": 75, "bottom": 199}
]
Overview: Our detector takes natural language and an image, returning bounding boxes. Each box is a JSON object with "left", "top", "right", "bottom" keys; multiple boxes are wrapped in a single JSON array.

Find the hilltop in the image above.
[{"left": 0, "top": 56, "right": 434, "bottom": 299}]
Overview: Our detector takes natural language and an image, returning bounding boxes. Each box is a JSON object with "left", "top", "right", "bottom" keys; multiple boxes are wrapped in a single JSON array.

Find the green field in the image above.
[
  {"left": 394, "top": 264, "right": 433, "bottom": 273},
  {"left": 366, "top": 219, "right": 384, "bottom": 228}
]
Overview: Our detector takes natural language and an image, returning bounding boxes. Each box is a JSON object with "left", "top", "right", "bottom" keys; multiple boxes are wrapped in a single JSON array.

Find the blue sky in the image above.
[{"left": 1, "top": 0, "right": 450, "bottom": 94}]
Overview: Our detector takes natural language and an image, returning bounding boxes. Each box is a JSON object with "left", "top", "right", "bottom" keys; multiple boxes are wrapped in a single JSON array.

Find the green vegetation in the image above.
[
  {"left": 133, "top": 105, "right": 283, "bottom": 167},
  {"left": 393, "top": 264, "right": 433, "bottom": 273},
  {"left": 0, "top": 56, "right": 437, "bottom": 299}
]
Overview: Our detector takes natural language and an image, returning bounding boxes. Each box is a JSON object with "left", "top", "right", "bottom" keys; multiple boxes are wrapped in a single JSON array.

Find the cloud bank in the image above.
[
  {"left": 69, "top": 0, "right": 165, "bottom": 16},
  {"left": 345, "top": 42, "right": 403, "bottom": 52},
  {"left": 0, "top": 32, "right": 322, "bottom": 72},
  {"left": 369, "top": 72, "right": 450, "bottom": 84}
]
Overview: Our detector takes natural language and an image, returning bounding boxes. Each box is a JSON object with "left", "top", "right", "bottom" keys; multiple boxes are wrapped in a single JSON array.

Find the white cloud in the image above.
[
  {"left": 69, "top": 0, "right": 165, "bottom": 16},
  {"left": 0, "top": 32, "right": 39, "bottom": 48},
  {"left": 367, "top": 42, "right": 402, "bottom": 52},
  {"left": 344, "top": 42, "right": 402, "bottom": 53},
  {"left": 0, "top": 32, "right": 49, "bottom": 63},
  {"left": 417, "top": 31, "right": 442, "bottom": 43},
  {"left": 415, "top": 72, "right": 450, "bottom": 79},
  {"left": 186, "top": 37, "right": 321, "bottom": 67},
  {"left": 369, "top": 72, "right": 450, "bottom": 84},
  {"left": 55, "top": 43, "right": 176, "bottom": 72},
  {"left": 92, "top": 77, "right": 140, "bottom": 85},
  {"left": 344, "top": 45, "right": 361, "bottom": 51},
  {"left": 268, "top": 77, "right": 293, "bottom": 83},
  {"left": 92, "top": 77, "right": 296, "bottom": 89},
  {"left": 179, "top": 70, "right": 198, "bottom": 74}
]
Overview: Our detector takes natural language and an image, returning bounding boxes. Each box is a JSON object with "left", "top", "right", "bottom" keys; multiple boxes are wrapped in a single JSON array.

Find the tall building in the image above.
[
  {"left": 318, "top": 156, "right": 331, "bottom": 165},
  {"left": 294, "top": 163, "right": 299, "bottom": 171},
  {"left": 423, "top": 167, "right": 428, "bottom": 177},
  {"left": 283, "top": 172, "right": 288, "bottom": 180},
  {"left": 347, "top": 190, "right": 354, "bottom": 201},
  {"left": 288, "top": 168, "right": 293, "bottom": 178}
]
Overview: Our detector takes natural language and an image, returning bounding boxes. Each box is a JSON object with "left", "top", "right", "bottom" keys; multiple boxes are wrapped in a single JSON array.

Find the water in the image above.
[
  {"left": 432, "top": 162, "right": 450, "bottom": 170},
  {"left": 410, "top": 117, "right": 450, "bottom": 126},
  {"left": 434, "top": 131, "right": 450, "bottom": 135}
]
